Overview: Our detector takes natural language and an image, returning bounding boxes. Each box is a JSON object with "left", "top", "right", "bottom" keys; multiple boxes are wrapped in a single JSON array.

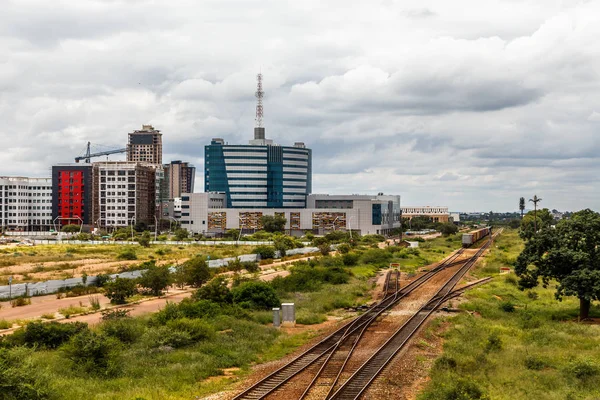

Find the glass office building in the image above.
[{"left": 204, "top": 138, "right": 312, "bottom": 208}]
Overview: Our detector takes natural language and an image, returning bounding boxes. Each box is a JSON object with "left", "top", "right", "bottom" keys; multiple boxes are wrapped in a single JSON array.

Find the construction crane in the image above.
[{"left": 75, "top": 142, "right": 127, "bottom": 163}]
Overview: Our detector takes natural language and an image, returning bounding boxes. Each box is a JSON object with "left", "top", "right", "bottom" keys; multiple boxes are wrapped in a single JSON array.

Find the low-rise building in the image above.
[
  {"left": 180, "top": 193, "right": 401, "bottom": 236},
  {"left": 401, "top": 206, "right": 449, "bottom": 223},
  {"left": 0, "top": 176, "right": 53, "bottom": 231}
]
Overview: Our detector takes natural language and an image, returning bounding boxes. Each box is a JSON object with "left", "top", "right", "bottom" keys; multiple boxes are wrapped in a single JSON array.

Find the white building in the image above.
[
  {"left": 180, "top": 193, "right": 401, "bottom": 236},
  {"left": 401, "top": 206, "right": 450, "bottom": 223},
  {"left": 0, "top": 177, "right": 52, "bottom": 231}
]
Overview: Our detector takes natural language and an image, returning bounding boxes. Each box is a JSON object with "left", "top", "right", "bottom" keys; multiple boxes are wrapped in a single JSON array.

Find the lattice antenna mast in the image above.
[{"left": 255, "top": 73, "right": 264, "bottom": 128}]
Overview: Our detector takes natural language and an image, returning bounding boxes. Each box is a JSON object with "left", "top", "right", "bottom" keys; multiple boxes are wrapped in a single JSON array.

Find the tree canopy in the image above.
[
  {"left": 519, "top": 208, "right": 554, "bottom": 240},
  {"left": 260, "top": 215, "right": 286, "bottom": 233},
  {"left": 515, "top": 209, "right": 600, "bottom": 319}
]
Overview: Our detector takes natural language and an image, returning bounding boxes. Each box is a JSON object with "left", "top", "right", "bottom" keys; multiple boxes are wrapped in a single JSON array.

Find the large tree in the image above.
[
  {"left": 515, "top": 209, "right": 600, "bottom": 319},
  {"left": 520, "top": 208, "right": 553, "bottom": 240},
  {"left": 260, "top": 215, "right": 287, "bottom": 233}
]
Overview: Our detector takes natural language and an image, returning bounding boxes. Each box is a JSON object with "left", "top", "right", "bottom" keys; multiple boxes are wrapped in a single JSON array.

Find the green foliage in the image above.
[
  {"left": 318, "top": 242, "right": 331, "bottom": 256},
  {"left": 421, "top": 378, "right": 489, "bottom": 400},
  {"left": 0, "top": 320, "right": 11, "bottom": 329},
  {"left": 8, "top": 321, "right": 88, "bottom": 349},
  {"left": 0, "top": 347, "right": 52, "bottom": 400},
  {"left": 183, "top": 256, "right": 211, "bottom": 287},
  {"left": 515, "top": 208, "right": 600, "bottom": 318},
  {"left": 140, "top": 326, "right": 192, "bottom": 349},
  {"left": 173, "top": 228, "right": 189, "bottom": 241},
  {"left": 192, "top": 277, "right": 232, "bottom": 304},
  {"left": 253, "top": 245, "right": 276, "bottom": 260},
  {"left": 231, "top": 281, "right": 280, "bottom": 310},
  {"left": 166, "top": 318, "right": 215, "bottom": 342},
  {"left": 137, "top": 231, "right": 152, "bottom": 247},
  {"left": 62, "top": 330, "right": 122, "bottom": 377},
  {"left": 439, "top": 223, "right": 458, "bottom": 236},
  {"left": 271, "top": 261, "right": 351, "bottom": 293},
  {"left": 342, "top": 252, "right": 360, "bottom": 266},
  {"left": 101, "top": 309, "right": 131, "bottom": 321},
  {"left": 408, "top": 216, "right": 434, "bottom": 231},
  {"left": 138, "top": 261, "right": 171, "bottom": 296},
  {"left": 519, "top": 208, "right": 554, "bottom": 240},
  {"left": 565, "top": 358, "right": 599, "bottom": 380},
  {"left": 101, "top": 318, "right": 145, "bottom": 344},
  {"left": 360, "top": 248, "right": 393, "bottom": 266},
  {"left": 117, "top": 247, "right": 137, "bottom": 260},
  {"left": 104, "top": 277, "right": 137, "bottom": 304},
  {"left": 500, "top": 301, "right": 515, "bottom": 312},
  {"left": 337, "top": 243, "right": 351, "bottom": 254},
  {"left": 61, "top": 224, "right": 81, "bottom": 233},
  {"left": 273, "top": 235, "right": 296, "bottom": 256},
  {"left": 260, "top": 215, "right": 287, "bottom": 233},
  {"left": 95, "top": 273, "right": 110, "bottom": 287}
]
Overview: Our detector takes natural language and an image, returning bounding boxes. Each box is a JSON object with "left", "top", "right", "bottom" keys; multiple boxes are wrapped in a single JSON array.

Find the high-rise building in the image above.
[
  {"left": 0, "top": 177, "right": 53, "bottom": 231},
  {"left": 203, "top": 73, "right": 311, "bottom": 208},
  {"left": 163, "top": 160, "right": 195, "bottom": 199},
  {"left": 52, "top": 164, "right": 94, "bottom": 227},
  {"left": 126, "top": 124, "right": 163, "bottom": 165},
  {"left": 92, "top": 162, "right": 156, "bottom": 228},
  {"left": 204, "top": 139, "right": 311, "bottom": 208}
]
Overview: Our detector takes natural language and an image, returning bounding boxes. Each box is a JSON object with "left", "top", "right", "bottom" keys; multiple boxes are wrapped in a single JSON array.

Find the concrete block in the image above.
[{"left": 281, "top": 303, "right": 295, "bottom": 327}]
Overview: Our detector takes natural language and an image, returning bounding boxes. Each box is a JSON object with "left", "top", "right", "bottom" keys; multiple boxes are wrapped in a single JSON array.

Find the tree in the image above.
[
  {"left": 104, "top": 277, "right": 137, "bottom": 304},
  {"left": 520, "top": 208, "right": 554, "bottom": 240},
  {"left": 261, "top": 215, "right": 286, "bottom": 233},
  {"left": 529, "top": 195, "right": 542, "bottom": 232},
  {"left": 519, "top": 197, "right": 526, "bottom": 219},
  {"left": 438, "top": 222, "right": 458, "bottom": 236},
  {"left": 62, "top": 224, "right": 81, "bottom": 233},
  {"left": 253, "top": 245, "right": 276, "bottom": 260},
  {"left": 183, "top": 256, "right": 211, "bottom": 287},
  {"left": 172, "top": 264, "right": 188, "bottom": 289},
  {"left": 318, "top": 242, "right": 331, "bottom": 256},
  {"left": 515, "top": 209, "right": 600, "bottom": 319},
  {"left": 173, "top": 228, "right": 189, "bottom": 241},
  {"left": 508, "top": 219, "right": 521, "bottom": 229},
  {"left": 408, "top": 216, "right": 434, "bottom": 231},
  {"left": 137, "top": 231, "right": 151, "bottom": 247},
  {"left": 231, "top": 281, "right": 280, "bottom": 310},
  {"left": 273, "top": 235, "right": 295, "bottom": 257},
  {"left": 138, "top": 261, "right": 172, "bottom": 296},
  {"left": 192, "top": 276, "right": 232, "bottom": 304}
]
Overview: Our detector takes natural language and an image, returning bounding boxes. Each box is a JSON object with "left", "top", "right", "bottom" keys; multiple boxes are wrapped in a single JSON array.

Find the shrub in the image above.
[
  {"left": 318, "top": 243, "right": 331, "bottom": 256},
  {"left": 117, "top": 248, "right": 137, "bottom": 260},
  {"left": 101, "top": 309, "right": 131, "bottom": 321},
  {"left": 337, "top": 243, "right": 351, "bottom": 254},
  {"left": 253, "top": 245, "right": 276, "bottom": 260},
  {"left": 183, "top": 256, "right": 211, "bottom": 287},
  {"left": 95, "top": 273, "right": 110, "bottom": 287},
  {"left": 101, "top": 318, "right": 145, "bottom": 344},
  {"left": 192, "top": 277, "right": 232, "bottom": 304},
  {"left": 62, "top": 331, "right": 122, "bottom": 377},
  {"left": 566, "top": 358, "right": 599, "bottom": 380},
  {"left": 0, "top": 319, "right": 11, "bottom": 329},
  {"left": 525, "top": 355, "right": 547, "bottom": 370},
  {"left": 11, "top": 297, "right": 31, "bottom": 307},
  {"left": 342, "top": 252, "right": 360, "bottom": 266},
  {"left": 104, "top": 277, "right": 137, "bottom": 304},
  {"left": 141, "top": 326, "right": 192, "bottom": 349},
  {"left": 88, "top": 295, "right": 101, "bottom": 311},
  {"left": 59, "top": 305, "right": 88, "bottom": 318},
  {"left": 137, "top": 231, "right": 152, "bottom": 247},
  {"left": 0, "top": 347, "right": 52, "bottom": 400},
  {"left": 166, "top": 318, "right": 215, "bottom": 341},
  {"left": 11, "top": 321, "right": 88, "bottom": 349},
  {"left": 296, "top": 311, "right": 326, "bottom": 325},
  {"left": 360, "top": 249, "right": 393, "bottom": 266},
  {"left": 433, "top": 355, "right": 457, "bottom": 370},
  {"left": 504, "top": 274, "right": 518, "bottom": 285},
  {"left": 232, "top": 281, "right": 280, "bottom": 310},
  {"left": 62, "top": 224, "right": 81, "bottom": 233},
  {"left": 527, "top": 291, "right": 539, "bottom": 300},
  {"left": 485, "top": 332, "right": 503, "bottom": 352}
]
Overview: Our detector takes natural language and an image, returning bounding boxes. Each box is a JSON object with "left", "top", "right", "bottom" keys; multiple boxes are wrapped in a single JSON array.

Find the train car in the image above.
[{"left": 462, "top": 227, "right": 491, "bottom": 247}]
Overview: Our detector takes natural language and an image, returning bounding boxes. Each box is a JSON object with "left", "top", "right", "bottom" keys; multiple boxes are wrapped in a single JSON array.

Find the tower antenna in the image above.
[{"left": 253, "top": 73, "right": 266, "bottom": 140}]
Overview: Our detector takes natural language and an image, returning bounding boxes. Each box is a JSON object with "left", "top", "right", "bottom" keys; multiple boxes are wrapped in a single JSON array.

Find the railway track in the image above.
[
  {"left": 329, "top": 231, "right": 500, "bottom": 399},
  {"left": 232, "top": 249, "right": 468, "bottom": 400}
]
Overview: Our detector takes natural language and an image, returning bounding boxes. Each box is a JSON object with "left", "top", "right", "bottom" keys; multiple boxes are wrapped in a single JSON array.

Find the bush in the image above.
[
  {"left": 271, "top": 262, "right": 351, "bottom": 293},
  {"left": 500, "top": 301, "right": 515, "bottom": 312},
  {"left": 566, "top": 358, "right": 599, "bottom": 380},
  {"left": 342, "top": 252, "right": 360, "bottom": 266},
  {"left": 253, "top": 245, "right": 276, "bottom": 260},
  {"left": 0, "top": 347, "right": 52, "bottom": 400},
  {"left": 117, "top": 248, "right": 137, "bottom": 260},
  {"left": 10, "top": 297, "right": 31, "bottom": 307},
  {"left": 101, "top": 309, "right": 131, "bottom": 320},
  {"left": 524, "top": 355, "right": 547, "bottom": 370},
  {"left": 166, "top": 318, "right": 215, "bottom": 341},
  {"left": 104, "top": 277, "right": 137, "bottom": 304},
  {"left": 95, "top": 273, "right": 110, "bottom": 287},
  {"left": 433, "top": 355, "right": 457, "bottom": 371},
  {"left": 360, "top": 249, "right": 393, "bottom": 266},
  {"left": 337, "top": 243, "right": 351, "bottom": 254},
  {"left": 0, "top": 319, "right": 12, "bottom": 329},
  {"left": 62, "top": 224, "right": 81, "bottom": 233},
  {"left": 318, "top": 243, "right": 331, "bottom": 256},
  {"left": 192, "top": 277, "right": 232, "bottom": 304},
  {"left": 10, "top": 321, "right": 88, "bottom": 349},
  {"left": 62, "top": 331, "right": 122, "bottom": 377},
  {"left": 141, "top": 326, "right": 192, "bottom": 349},
  {"left": 183, "top": 256, "right": 211, "bottom": 287},
  {"left": 101, "top": 318, "right": 145, "bottom": 344},
  {"left": 137, "top": 231, "right": 151, "bottom": 247},
  {"left": 485, "top": 332, "right": 503, "bottom": 352},
  {"left": 232, "top": 281, "right": 280, "bottom": 310}
]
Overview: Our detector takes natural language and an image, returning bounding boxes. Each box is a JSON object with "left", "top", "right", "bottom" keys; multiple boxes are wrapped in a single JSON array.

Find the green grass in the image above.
[{"left": 418, "top": 229, "right": 600, "bottom": 400}]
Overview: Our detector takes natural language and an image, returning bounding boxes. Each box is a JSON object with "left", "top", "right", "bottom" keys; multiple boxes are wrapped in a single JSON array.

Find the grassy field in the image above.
[
  {"left": 419, "top": 229, "right": 600, "bottom": 400},
  {"left": 0, "top": 244, "right": 253, "bottom": 283}
]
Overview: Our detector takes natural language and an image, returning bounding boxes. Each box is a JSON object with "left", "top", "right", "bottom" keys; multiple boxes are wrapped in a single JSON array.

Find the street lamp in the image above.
[
  {"left": 153, "top": 215, "right": 158, "bottom": 241},
  {"left": 74, "top": 215, "right": 83, "bottom": 234},
  {"left": 238, "top": 215, "right": 244, "bottom": 244},
  {"left": 348, "top": 216, "right": 354, "bottom": 239},
  {"left": 331, "top": 216, "right": 340, "bottom": 232},
  {"left": 129, "top": 216, "right": 135, "bottom": 242}
]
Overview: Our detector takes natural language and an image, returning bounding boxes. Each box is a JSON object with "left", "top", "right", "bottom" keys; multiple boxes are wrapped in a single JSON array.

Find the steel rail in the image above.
[
  {"left": 329, "top": 238, "right": 495, "bottom": 400},
  {"left": 232, "top": 249, "right": 466, "bottom": 400}
]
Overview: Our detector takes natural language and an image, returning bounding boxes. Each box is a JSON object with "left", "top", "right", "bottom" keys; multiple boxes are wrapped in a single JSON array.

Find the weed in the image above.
[
  {"left": 41, "top": 313, "right": 55, "bottom": 320},
  {"left": 88, "top": 295, "right": 101, "bottom": 311},
  {"left": 58, "top": 305, "right": 88, "bottom": 318},
  {"left": 0, "top": 319, "right": 12, "bottom": 329},
  {"left": 11, "top": 297, "right": 31, "bottom": 307}
]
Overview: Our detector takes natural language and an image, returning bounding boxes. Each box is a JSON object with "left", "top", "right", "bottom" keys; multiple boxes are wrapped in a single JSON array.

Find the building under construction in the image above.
[{"left": 126, "top": 125, "right": 163, "bottom": 165}]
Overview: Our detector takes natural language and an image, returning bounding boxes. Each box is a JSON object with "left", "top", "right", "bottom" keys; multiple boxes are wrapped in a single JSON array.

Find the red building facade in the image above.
[{"left": 52, "top": 165, "right": 93, "bottom": 227}]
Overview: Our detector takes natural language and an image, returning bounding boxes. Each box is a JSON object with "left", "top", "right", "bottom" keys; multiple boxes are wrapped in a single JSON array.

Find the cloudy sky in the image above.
[{"left": 1, "top": 0, "right": 598, "bottom": 212}]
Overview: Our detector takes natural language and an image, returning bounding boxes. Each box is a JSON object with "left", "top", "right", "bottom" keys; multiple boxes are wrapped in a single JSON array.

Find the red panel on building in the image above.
[{"left": 52, "top": 165, "right": 92, "bottom": 227}]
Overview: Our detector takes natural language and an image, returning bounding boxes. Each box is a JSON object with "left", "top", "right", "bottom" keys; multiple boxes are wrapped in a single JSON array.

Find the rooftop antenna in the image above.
[{"left": 254, "top": 73, "right": 265, "bottom": 140}]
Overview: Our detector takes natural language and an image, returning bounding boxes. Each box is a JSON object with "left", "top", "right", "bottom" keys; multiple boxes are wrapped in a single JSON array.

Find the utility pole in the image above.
[{"left": 529, "top": 195, "right": 542, "bottom": 232}]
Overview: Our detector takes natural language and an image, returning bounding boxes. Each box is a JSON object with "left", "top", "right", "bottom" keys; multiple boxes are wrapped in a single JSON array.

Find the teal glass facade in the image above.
[{"left": 204, "top": 140, "right": 312, "bottom": 208}]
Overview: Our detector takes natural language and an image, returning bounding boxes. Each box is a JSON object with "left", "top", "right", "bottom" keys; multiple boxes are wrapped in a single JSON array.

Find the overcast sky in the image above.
[{"left": 1, "top": 0, "right": 598, "bottom": 212}]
